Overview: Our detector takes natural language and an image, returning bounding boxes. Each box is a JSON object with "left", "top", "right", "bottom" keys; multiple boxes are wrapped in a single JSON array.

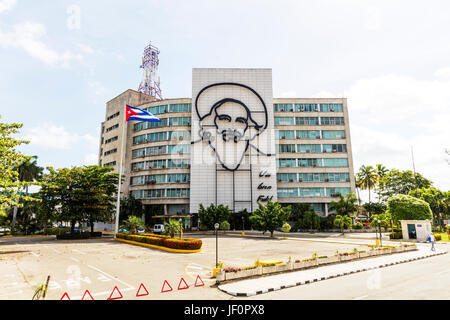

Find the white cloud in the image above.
[
  {"left": 84, "top": 153, "right": 98, "bottom": 165},
  {"left": 365, "top": 6, "right": 382, "bottom": 31},
  {"left": 0, "top": 0, "right": 16, "bottom": 14},
  {"left": 87, "top": 80, "right": 106, "bottom": 95},
  {"left": 23, "top": 123, "right": 98, "bottom": 150},
  {"left": 434, "top": 67, "right": 450, "bottom": 79},
  {"left": 0, "top": 22, "right": 83, "bottom": 67},
  {"left": 343, "top": 73, "right": 450, "bottom": 192}
]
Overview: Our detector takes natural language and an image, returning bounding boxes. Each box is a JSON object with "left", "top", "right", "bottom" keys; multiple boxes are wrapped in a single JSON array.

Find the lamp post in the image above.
[
  {"left": 377, "top": 219, "right": 382, "bottom": 247},
  {"left": 214, "top": 223, "right": 220, "bottom": 267},
  {"left": 179, "top": 218, "right": 183, "bottom": 240}
]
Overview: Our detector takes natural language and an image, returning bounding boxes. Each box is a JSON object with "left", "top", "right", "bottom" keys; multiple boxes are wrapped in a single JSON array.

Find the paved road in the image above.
[{"left": 239, "top": 243, "right": 449, "bottom": 300}]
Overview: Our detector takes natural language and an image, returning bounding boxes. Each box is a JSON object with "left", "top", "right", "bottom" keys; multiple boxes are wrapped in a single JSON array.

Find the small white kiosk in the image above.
[{"left": 400, "top": 220, "right": 432, "bottom": 242}]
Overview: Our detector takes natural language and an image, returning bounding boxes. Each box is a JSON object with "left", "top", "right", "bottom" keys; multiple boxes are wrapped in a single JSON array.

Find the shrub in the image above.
[
  {"left": 220, "top": 221, "right": 230, "bottom": 231},
  {"left": 389, "top": 231, "right": 403, "bottom": 239},
  {"left": 223, "top": 267, "right": 241, "bottom": 273},
  {"left": 56, "top": 234, "right": 90, "bottom": 240},
  {"left": 434, "top": 233, "right": 442, "bottom": 241},
  {"left": 45, "top": 227, "right": 70, "bottom": 235},
  {"left": 281, "top": 223, "right": 291, "bottom": 233},
  {"left": 352, "top": 222, "right": 364, "bottom": 230}
]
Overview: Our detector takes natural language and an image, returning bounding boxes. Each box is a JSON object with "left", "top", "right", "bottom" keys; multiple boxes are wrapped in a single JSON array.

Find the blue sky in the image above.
[{"left": 0, "top": 0, "right": 449, "bottom": 196}]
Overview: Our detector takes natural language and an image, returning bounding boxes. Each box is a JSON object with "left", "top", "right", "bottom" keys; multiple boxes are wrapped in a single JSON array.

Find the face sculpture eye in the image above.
[{"left": 215, "top": 103, "right": 248, "bottom": 143}]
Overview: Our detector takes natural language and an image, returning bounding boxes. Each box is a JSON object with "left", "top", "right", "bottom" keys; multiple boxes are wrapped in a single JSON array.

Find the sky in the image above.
[{"left": 0, "top": 0, "right": 449, "bottom": 198}]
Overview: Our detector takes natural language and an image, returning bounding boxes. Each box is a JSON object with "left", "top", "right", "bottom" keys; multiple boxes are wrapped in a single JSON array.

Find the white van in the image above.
[{"left": 153, "top": 224, "right": 165, "bottom": 234}]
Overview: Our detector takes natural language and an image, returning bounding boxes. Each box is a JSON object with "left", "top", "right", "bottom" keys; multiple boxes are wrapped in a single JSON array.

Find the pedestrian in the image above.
[{"left": 428, "top": 233, "right": 436, "bottom": 251}]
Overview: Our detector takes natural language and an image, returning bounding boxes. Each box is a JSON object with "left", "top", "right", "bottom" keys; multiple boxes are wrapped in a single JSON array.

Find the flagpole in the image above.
[{"left": 114, "top": 106, "right": 127, "bottom": 238}]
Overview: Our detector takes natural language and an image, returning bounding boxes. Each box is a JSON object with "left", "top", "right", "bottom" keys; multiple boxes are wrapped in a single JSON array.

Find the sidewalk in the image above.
[{"left": 218, "top": 246, "right": 447, "bottom": 297}]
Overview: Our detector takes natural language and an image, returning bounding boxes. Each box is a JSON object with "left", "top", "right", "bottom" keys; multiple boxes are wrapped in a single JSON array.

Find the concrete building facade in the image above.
[{"left": 98, "top": 68, "right": 355, "bottom": 227}]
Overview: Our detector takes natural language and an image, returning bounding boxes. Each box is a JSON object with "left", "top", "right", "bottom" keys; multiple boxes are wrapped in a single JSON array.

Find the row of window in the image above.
[
  {"left": 277, "top": 172, "right": 350, "bottom": 182},
  {"left": 146, "top": 103, "right": 191, "bottom": 115},
  {"left": 278, "top": 187, "right": 351, "bottom": 198},
  {"left": 130, "top": 173, "right": 190, "bottom": 185},
  {"left": 105, "top": 123, "right": 119, "bottom": 133},
  {"left": 103, "top": 161, "right": 116, "bottom": 167},
  {"left": 277, "top": 158, "right": 349, "bottom": 168},
  {"left": 131, "top": 188, "right": 190, "bottom": 199},
  {"left": 131, "top": 159, "right": 190, "bottom": 171},
  {"left": 274, "top": 117, "right": 345, "bottom": 126},
  {"left": 104, "top": 148, "right": 117, "bottom": 156},
  {"left": 132, "top": 144, "right": 191, "bottom": 158},
  {"left": 107, "top": 112, "right": 120, "bottom": 121},
  {"left": 276, "top": 130, "right": 345, "bottom": 140},
  {"left": 133, "top": 131, "right": 191, "bottom": 145},
  {"left": 274, "top": 103, "right": 344, "bottom": 113},
  {"left": 277, "top": 144, "right": 347, "bottom": 153},
  {"left": 134, "top": 117, "right": 191, "bottom": 132},
  {"left": 104, "top": 136, "right": 118, "bottom": 144}
]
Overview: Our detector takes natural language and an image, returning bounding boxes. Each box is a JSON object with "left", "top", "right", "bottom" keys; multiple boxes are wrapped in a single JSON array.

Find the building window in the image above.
[
  {"left": 320, "top": 117, "right": 344, "bottom": 125},
  {"left": 295, "top": 104, "right": 318, "bottom": 112},
  {"left": 169, "top": 104, "right": 191, "bottom": 113},
  {"left": 105, "top": 124, "right": 119, "bottom": 132},
  {"left": 166, "top": 188, "right": 190, "bottom": 198},
  {"left": 274, "top": 117, "right": 295, "bottom": 126},
  {"left": 295, "top": 117, "right": 319, "bottom": 125},
  {"left": 320, "top": 104, "right": 343, "bottom": 112},
  {"left": 324, "top": 173, "right": 350, "bottom": 182},
  {"left": 326, "top": 187, "right": 351, "bottom": 197},
  {"left": 298, "top": 158, "right": 322, "bottom": 167},
  {"left": 299, "top": 188, "right": 325, "bottom": 197},
  {"left": 168, "top": 144, "right": 190, "bottom": 154},
  {"left": 107, "top": 112, "right": 120, "bottom": 121},
  {"left": 105, "top": 136, "right": 118, "bottom": 144},
  {"left": 296, "top": 130, "right": 321, "bottom": 139},
  {"left": 147, "top": 105, "right": 168, "bottom": 115},
  {"left": 274, "top": 104, "right": 294, "bottom": 112},
  {"left": 298, "top": 173, "right": 323, "bottom": 182},
  {"left": 277, "top": 188, "right": 298, "bottom": 197},
  {"left": 275, "top": 130, "right": 295, "bottom": 140},
  {"left": 103, "top": 161, "right": 116, "bottom": 167},
  {"left": 322, "top": 158, "right": 348, "bottom": 167},
  {"left": 321, "top": 130, "right": 346, "bottom": 139},
  {"left": 277, "top": 173, "right": 297, "bottom": 182},
  {"left": 276, "top": 144, "right": 296, "bottom": 153},
  {"left": 322, "top": 144, "right": 347, "bottom": 153},
  {"left": 104, "top": 148, "right": 117, "bottom": 156},
  {"left": 276, "top": 159, "right": 297, "bottom": 168},
  {"left": 167, "top": 159, "right": 190, "bottom": 168},
  {"left": 169, "top": 131, "right": 190, "bottom": 141},
  {"left": 297, "top": 144, "right": 322, "bottom": 153}
]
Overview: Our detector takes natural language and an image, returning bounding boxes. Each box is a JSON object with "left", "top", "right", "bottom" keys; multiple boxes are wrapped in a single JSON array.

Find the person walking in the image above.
[{"left": 428, "top": 233, "right": 436, "bottom": 251}]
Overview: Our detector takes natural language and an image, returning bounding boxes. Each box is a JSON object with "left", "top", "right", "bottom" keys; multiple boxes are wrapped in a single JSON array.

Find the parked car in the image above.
[
  {"left": 136, "top": 227, "right": 145, "bottom": 233},
  {"left": 153, "top": 224, "right": 164, "bottom": 234},
  {"left": 119, "top": 228, "right": 129, "bottom": 233}
]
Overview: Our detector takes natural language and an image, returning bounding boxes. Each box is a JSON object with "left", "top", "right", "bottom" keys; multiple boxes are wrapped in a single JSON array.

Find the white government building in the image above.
[{"left": 98, "top": 68, "right": 356, "bottom": 229}]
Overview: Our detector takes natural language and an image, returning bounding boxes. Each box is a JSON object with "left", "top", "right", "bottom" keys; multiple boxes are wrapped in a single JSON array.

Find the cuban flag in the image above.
[{"left": 126, "top": 105, "right": 160, "bottom": 122}]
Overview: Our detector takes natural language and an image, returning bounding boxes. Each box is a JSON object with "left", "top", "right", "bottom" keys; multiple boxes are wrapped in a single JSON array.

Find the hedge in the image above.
[{"left": 116, "top": 233, "right": 202, "bottom": 250}]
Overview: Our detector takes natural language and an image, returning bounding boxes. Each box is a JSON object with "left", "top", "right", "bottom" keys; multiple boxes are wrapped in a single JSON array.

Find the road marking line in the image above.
[
  {"left": 70, "top": 257, "right": 80, "bottom": 263},
  {"left": 87, "top": 265, "right": 135, "bottom": 289},
  {"left": 72, "top": 249, "right": 86, "bottom": 255},
  {"left": 31, "top": 252, "right": 39, "bottom": 257}
]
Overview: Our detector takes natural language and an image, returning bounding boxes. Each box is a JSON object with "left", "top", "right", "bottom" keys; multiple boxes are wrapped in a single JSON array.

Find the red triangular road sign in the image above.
[
  {"left": 177, "top": 278, "right": 189, "bottom": 290},
  {"left": 108, "top": 286, "right": 123, "bottom": 300},
  {"left": 136, "top": 283, "right": 149, "bottom": 297},
  {"left": 194, "top": 275, "right": 204, "bottom": 287},
  {"left": 60, "top": 292, "right": 70, "bottom": 300},
  {"left": 161, "top": 280, "right": 173, "bottom": 293},
  {"left": 82, "top": 290, "right": 94, "bottom": 300}
]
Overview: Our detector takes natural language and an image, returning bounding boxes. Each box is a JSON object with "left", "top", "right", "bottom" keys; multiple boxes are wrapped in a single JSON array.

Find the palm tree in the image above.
[
  {"left": 329, "top": 192, "right": 358, "bottom": 216},
  {"left": 164, "top": 219, "right": 181, "bottom": 238},
  {"left": 357, "top": 165, "right": 378, "bottom": 203},
  {"left": 375, "top": 164, "right": 388, "bottom": 202}
]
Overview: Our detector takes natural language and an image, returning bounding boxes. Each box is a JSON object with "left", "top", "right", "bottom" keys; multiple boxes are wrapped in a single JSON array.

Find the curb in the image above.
[
  {"left": 114, "top": 238, "right": 202, "bottom": 253},
  {"left": 218, "top": 250, "right": 446, "bottom": 297}
]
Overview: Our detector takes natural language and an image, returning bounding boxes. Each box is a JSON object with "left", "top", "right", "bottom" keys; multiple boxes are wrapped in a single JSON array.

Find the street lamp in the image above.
[
  {"left": 214, "top": 223, "right": 220, "bottom": 268},
  {"left": 377, "top": 219, "right": 382, "bottom": 247},
  {"left": 179, "top": 218, "right": 183, "bottom": 240}
]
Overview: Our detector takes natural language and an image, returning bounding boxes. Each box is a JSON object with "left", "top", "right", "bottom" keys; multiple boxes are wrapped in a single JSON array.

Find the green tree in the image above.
[
  {"left": 333, "top": 214, "right": 353, "bottom": 233},
  {"left": 120, "top": 196, "right": 144, "bottom": 223},
  {"left": 296, "top": 210, "right": 321, "bottom": 232},
  {"left": 387, "top": 194, "right": 433, "bottom": 223},
  {"left": 249, "top": 200, "right": 291, "bottom": 237},
  {"left": 379, "top": 169, "right": 432, "bottom": 201},
  {"left": 409, "top": 187, "right": 447, "bottom": 231},
  {"left": 198, "top": 203, "right": 231, "bottom": 230},
  {"left": 164, "top": 218, "right": 181, "bottom": 238},
  {"left": 329, "top": 192, "right": 358, "bottom": 216},
  {"left": 0, "top": 119, "right": 39, "bottom": 216},
  {"left": 370, "top": 212, "right": 391, "bottom": 230},
  {"left": 357, "top": 165, "right": 378, "bottom": 203},
  {"left": 363, "top": 202, "right": 387, "bottom": 217},
  {"left": 123, "top": 215, "right": 145, "bottom": 234},
  {"left": 38, "top": 166, "right": 119, "bottom": 233}
]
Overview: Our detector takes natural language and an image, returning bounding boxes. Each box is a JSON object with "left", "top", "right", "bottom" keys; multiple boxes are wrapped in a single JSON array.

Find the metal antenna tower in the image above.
[{"left": 138, "top": 42, "right": 162, "bottom": 100}]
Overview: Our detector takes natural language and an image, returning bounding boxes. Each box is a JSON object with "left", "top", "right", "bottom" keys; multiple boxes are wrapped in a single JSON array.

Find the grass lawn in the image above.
[{"left": 434, "top": 232, "right": 450, "bottom": 242}]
